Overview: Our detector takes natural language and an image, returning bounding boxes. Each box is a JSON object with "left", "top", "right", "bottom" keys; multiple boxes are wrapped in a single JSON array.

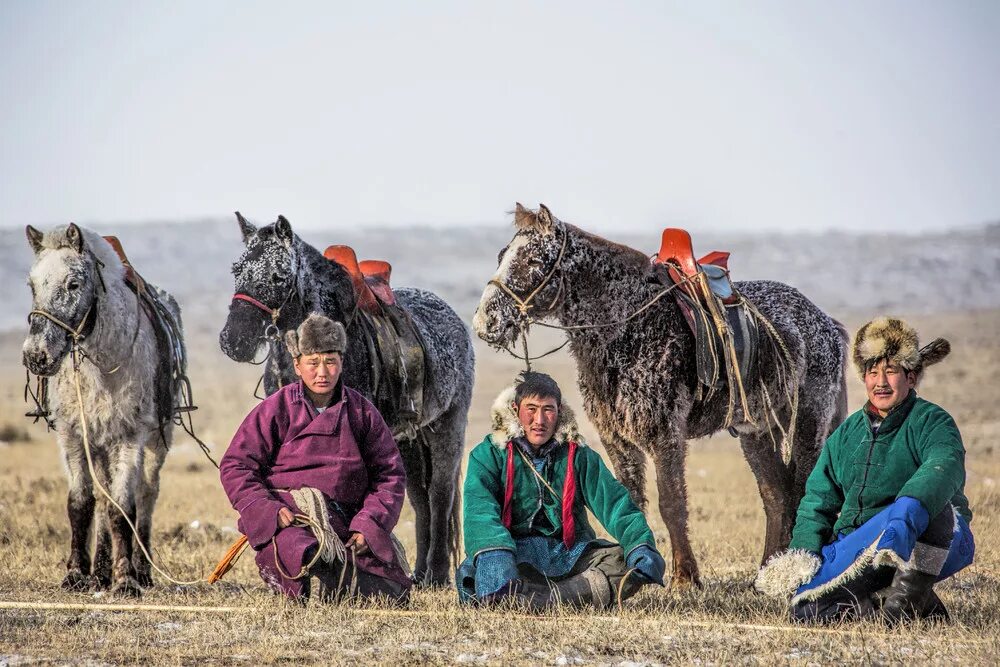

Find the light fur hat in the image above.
[
  {"left": 851, "top": 316, "right": 950, "bottom": 381},
  {"left": 284, "top": 312, "right": 347, "bottom": 357}
]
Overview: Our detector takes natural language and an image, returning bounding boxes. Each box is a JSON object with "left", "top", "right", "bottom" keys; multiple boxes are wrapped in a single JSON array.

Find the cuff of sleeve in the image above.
[
  {"left": 238, "top": 497, "right": 292, "bottom": 549},
  {"left": 349, "top": 514, "right": 396, "bottom": 564}
]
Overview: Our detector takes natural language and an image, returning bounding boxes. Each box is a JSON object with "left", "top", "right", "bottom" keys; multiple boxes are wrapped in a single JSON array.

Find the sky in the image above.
[{"left": 1, "top": 1, "right": 998, "bottom": 233}]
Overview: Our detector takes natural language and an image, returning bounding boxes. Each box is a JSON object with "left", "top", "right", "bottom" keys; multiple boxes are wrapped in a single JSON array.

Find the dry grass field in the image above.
[{"left": 1, "top": 310, "right": 997, "bottom": 665}]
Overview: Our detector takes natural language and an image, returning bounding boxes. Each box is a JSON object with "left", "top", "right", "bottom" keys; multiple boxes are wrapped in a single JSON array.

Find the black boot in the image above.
[{"left": 881, "top": 568, "right": 939, "bottom": 624}]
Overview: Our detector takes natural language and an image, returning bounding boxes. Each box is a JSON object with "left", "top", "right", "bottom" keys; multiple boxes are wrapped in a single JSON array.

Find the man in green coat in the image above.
[
  {"left": 755, "top": 317, "right": 975, "bottom": 624},
  {"left": 456, "top": 372, "right": 666, "bottom": 609}
]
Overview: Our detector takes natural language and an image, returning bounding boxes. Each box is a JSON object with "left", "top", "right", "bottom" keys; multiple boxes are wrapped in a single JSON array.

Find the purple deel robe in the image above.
[{"left": 220, "top": 381, "right": 411, "bottom": 597}]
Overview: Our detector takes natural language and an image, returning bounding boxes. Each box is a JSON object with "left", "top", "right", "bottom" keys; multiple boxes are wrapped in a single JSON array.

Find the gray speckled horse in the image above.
[
  {"left": 474, "top": 204, "right": 848, "bottom": 588},
  {"left": 219, "top": 214, "right": 474, "bottom": 585},
  {"left": 22, "top": 224, "right": 182, "bottom": 596}
]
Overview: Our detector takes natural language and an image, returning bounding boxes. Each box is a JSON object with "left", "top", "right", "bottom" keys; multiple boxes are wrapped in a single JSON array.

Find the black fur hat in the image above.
[
  {"left": 851, "top": 317, "right": 950, "bottom": 382},
  {"left": 284, "top": 312, "right": 347, "bottom": 357}
]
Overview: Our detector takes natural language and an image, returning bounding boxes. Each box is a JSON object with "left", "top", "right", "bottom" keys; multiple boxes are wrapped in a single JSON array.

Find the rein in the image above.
[{"left": 489, "top": 226, "right": 696, "bottom": 369}]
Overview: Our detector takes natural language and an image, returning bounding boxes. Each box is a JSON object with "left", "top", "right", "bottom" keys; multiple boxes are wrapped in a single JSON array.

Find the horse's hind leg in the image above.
[
  {"left": 652, "top": 440, "right": 701, "bottom": 589},
  {"left": 133, "top": 436, "right": 166, "bottom": 588},
  {"left": 398, "top": 437, "right": 431, "bottom": 583},
  {"left": 423, "top": 399, "right": 467, "bottom": 586},
  {"left": 106, "top": 443, "right": 143, "bottom": 597},
  {"left": 61, "top": 441, "right": 95, "bottom": 591},
  {"left": 739, "top": 429, "right": 794, "bottom": 566}
]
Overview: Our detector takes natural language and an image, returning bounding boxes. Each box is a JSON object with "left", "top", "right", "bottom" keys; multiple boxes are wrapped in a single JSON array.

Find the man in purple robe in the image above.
[{"left": 220, "top": 313, "right": 412, "bottom": 603}]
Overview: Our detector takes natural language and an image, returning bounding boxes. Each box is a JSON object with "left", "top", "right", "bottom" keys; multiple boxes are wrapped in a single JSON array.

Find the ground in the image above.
[{"left": 0, "top": 310, "right": 997, "bottom": 665}]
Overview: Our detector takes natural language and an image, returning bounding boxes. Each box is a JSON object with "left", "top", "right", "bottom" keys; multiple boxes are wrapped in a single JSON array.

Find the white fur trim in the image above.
[{"left": 753, "top": 549, "right": 821, "bottom": 598}]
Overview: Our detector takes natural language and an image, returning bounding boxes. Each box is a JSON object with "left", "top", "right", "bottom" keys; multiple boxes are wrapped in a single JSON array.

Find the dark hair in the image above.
[{"left": 514, "top": 371, "right": 562, "bottom": 406}]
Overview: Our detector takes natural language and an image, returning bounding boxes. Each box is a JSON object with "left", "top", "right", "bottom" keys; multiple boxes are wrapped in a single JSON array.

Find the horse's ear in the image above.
[
  {"left": 235, "top": 211, "right": 257, "bottom": 245},
  {"left": 25, "top": 225, "right": 44, "bottom": 254},
  {"left": 275, "top": 215, "right": 293, "bottom": 247},
  {"left": 66, "top": 223, "right": 84, "bottom": 253},
  {"left": 536, "top": 203, "right": 555, "bottom": 229},
  {"left": 514, "top": 203, "right": 537, "bottom": 230}
]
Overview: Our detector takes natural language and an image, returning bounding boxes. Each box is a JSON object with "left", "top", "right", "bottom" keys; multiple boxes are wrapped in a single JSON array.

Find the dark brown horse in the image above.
[{"left": 474, "top": 204, "right": 848, "bottom": 587}]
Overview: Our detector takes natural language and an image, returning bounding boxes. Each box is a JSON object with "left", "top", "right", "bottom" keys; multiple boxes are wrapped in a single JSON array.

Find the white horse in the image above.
[{"left": 22, "top": 223, "right": 184, "bottom": 596}]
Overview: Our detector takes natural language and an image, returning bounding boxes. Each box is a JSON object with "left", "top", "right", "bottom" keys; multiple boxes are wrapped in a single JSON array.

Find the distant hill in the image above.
[{"left": 3, "top": 220, "right": 998, "bottom": 334}]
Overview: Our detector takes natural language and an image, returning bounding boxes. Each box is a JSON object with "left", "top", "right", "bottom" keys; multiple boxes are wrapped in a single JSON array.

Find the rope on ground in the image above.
[{"left": 0, "top": 600, "right": 986, "bottom": 642}]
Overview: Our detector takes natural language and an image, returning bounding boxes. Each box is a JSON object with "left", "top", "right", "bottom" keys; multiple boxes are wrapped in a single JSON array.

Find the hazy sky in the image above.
[{"left": 2, "top": 1, "right": 998, "bottom": 232}]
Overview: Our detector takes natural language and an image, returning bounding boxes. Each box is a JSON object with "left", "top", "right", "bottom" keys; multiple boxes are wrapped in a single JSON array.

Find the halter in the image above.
[
  {"left": 27, "top": 253, "right": 141, "bottom": 375},
  {"left": 488, "top": 223, "right": 569, "bottom": 319}
]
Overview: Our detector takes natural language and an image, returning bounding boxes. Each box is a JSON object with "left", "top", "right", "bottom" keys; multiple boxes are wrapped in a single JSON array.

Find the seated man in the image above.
[
  {"left": 220, "top": 313, "right": 412, "bottom": 604},
  {"left": 755, "top": 317, "right": 974, "bottom": 624},
  {"left": 457, "top": 371, "right": 666, "bottom": 609}
]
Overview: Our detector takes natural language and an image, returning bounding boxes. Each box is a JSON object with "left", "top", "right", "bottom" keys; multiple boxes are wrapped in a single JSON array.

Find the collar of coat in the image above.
[
  {"left": 862, "top": 389, "right": 917, "bottom": 435},
  {"left": 489, "top": 385, "right": 585, "bottom": 448}
]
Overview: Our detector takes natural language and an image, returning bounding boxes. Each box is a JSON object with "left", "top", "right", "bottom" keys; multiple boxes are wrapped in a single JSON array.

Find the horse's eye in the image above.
[
  {"left": 271, "top": 272, "right": 283, "bottom": 284},
  {"left": 67, "top": 280, "right": 80, "bottom": 291}
]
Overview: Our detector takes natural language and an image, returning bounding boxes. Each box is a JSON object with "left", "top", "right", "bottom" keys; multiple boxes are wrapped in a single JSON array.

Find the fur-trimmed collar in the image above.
[{"left": 489, "top": 385, "right": 585, "bottom": 447}]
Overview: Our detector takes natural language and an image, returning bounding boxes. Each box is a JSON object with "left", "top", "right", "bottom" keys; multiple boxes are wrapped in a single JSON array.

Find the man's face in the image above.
[
  {"left": 293, "top": 352, "right": 343, "bottom": 399},
  {"left": 515, "top": 394, "right": 559, "bottom": 448},
  {"left": 864, "top": 358, "right": 916, "bottom": 417}
]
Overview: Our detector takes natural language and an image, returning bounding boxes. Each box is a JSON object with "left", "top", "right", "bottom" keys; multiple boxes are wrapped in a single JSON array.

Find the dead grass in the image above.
[{"left": 1, "top": 311, "right": 998, "bottom": 665}]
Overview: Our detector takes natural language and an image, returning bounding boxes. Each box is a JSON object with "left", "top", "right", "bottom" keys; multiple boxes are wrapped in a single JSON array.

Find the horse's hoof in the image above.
[
  {"left": 111, "top": 576, "right": 143, "bottom": 598},
  {"left": 61, "top": 570, "right": 92, "bottom": 591},
  {"left": 669, "top": 575, "right": 703, "bottom": 592},
  {"left": 135, "top": 571, "right": 154, "bottom": 589}
]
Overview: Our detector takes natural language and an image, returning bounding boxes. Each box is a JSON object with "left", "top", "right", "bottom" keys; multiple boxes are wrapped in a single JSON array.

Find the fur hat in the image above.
[
  {"left": 851, "top": 317, "right": 950, "bottom": 381},
  {"left": 284, "top": 312, "right": 347, "bottom": 357}
]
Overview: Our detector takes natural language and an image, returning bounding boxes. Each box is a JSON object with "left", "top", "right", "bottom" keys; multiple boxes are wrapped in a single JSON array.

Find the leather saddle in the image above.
[
  {"left": 323, "top": 245, "right": 425, "bottom": 439},
  {"left": 105, "top": 236, "right": 189, "bottom": 430},
  {"left": 651, "top": 229, "right": 758, "bottom": 408}
]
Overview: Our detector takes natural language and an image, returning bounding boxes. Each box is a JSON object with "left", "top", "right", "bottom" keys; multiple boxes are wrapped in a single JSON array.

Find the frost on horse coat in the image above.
[
  {"left": 218, "top": 214, "right": 474, "bottom": 585},
  {"left": 220, "top": 381, "right": 411, "bottom": 596},
  {"left": 22, "top": 223, "right": 182, "bottom": 596},
  {"left": 474, "top": 204, "right": 849, "bottom": 587}
]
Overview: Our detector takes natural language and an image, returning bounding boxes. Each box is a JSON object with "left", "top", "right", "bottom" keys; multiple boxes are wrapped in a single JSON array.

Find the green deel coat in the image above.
[
  {"left": 790, "top": 391, "right": 971, "bottom": 555},
  {"left": 462, "top": 387, "right": 656, "bottom": 561}
]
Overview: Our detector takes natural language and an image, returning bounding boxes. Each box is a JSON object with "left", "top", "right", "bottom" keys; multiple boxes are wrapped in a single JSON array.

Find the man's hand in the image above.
[
  {"left": 346, "top": 531, "right": 369, "bottom": 556},
  {"left": 627, "top": 545, "right": 666, "bottom": 586},
  {"left": 277, "top": 507, "right": 295, "bottom": 529}
]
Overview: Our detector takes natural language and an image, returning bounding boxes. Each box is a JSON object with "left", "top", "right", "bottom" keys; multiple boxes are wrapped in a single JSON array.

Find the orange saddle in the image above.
[
  {"left": 652, "top": 229, "right": 733, "bottom": 303},
  {"left": 322, "top": 245, "right": 396, "bottom": 315}
]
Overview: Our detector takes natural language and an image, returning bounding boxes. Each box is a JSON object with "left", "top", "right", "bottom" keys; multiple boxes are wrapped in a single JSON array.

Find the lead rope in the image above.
[{"left": 69, "top": 342, "right": 206, "bottom": 587}]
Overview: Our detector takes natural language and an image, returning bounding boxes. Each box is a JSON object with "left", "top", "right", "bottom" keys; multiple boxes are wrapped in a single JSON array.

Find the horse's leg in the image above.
[
  {"left": 398, "top": 437, "right": 430, "bottom": 584},
  {"left": 597, "top": 427, "right": 648, "bottom": 512},
  {"left": 133, "top": 436, "right": 166, "bottom": 588},
  {"left": 652, "top": 439, "right": 701, "bottom": 588},
  {"left": 423, "top": 399, "right": 468, "bottom": 586},
  {"left": 107, "top": 442, "right": 142, "bottom": 597},
  {"left": 92, "top": 499, "right": 112, "bottom": 589},
  {"left": 62, "top": 441, "right": 95, "bottom": 591},
  {"left": 739, "top": 429, "right": 794, "bottom": 566}
]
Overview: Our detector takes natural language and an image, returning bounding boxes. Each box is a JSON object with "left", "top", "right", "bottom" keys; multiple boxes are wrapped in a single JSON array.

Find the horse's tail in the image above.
[{"left": 450, "top": 466, "right": 463, "bottom": 568}]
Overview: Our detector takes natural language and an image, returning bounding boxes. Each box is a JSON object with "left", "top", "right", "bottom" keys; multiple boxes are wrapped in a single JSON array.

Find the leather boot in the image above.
[
  {"left": 509, "top": 579, "right": 554, "bottom": 611},
  {"left": 551, "top": 568, "right": 613, "bottom": 609},
  {"left": 881, "top": 568, "right": 939, "bottom": 624}
]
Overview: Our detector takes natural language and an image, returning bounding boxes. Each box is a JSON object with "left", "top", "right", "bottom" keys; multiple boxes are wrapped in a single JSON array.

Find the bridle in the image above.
[
  {"left": 486, "top": 224, "right": 570, "bottom": 369},
  {"left": 488, "top": 223, "right": 569, "bottom": 321},
  {"left": 27, "top": 255, "right": 140, "bottom": 375}
]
